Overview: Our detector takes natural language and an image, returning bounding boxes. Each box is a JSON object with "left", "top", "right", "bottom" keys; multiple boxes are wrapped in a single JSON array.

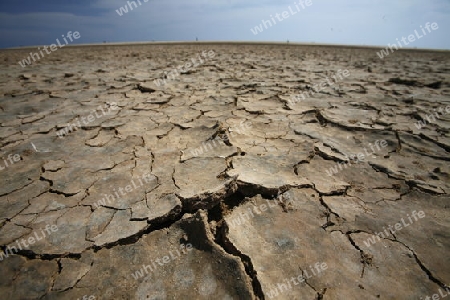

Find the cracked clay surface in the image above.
[{"left": 0, "top": 43, "right": 449, "bottom": 299}]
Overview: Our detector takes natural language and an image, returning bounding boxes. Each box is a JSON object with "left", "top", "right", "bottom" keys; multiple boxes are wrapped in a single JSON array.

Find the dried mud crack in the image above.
[{"left": 0, "top": 43, "right": 449, "bottom": 299}]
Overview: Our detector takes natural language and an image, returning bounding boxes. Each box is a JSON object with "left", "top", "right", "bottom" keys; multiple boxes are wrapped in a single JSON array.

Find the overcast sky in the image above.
[{"left": 0, "top": 0, "right": 449, "bottom": 49}]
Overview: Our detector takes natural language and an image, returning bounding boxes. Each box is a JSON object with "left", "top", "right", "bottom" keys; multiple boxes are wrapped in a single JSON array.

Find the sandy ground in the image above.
[{"left": 0, "top": 43, "right": 449, "bottom": 299}]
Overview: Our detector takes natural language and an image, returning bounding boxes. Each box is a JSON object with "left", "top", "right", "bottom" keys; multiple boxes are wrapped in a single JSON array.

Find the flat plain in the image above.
[{"left": 0, "top": 43, "right": 449, "bottom": 299}]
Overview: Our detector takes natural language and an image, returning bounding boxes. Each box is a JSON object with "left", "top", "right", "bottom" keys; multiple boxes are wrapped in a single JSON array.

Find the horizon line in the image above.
[{"left": 3, "top": 40, "right": 450, "bottom": 52}]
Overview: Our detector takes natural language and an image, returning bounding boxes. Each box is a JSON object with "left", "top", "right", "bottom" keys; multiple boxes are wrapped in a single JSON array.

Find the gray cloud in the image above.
[{"left": 1, "top": 0, "right": 449, "bottom": 49}]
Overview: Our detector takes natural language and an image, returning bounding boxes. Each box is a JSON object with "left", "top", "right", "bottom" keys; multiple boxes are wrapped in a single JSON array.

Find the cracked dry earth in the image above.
[{"left": 0, "top": 43, "right": 449, "bottom": 300}]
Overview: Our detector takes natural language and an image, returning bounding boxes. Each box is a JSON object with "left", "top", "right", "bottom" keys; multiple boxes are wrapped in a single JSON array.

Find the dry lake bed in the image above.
[{"left": 0, "top": 42, "right": 449, "bottom": 299}]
